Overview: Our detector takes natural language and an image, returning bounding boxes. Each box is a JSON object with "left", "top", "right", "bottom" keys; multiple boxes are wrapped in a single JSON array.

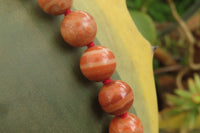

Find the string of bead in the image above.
[
  {"left": 64, "top": 9, "right": 71, "bottom": 16},
  {"left": 37, "top": 0, "right": 143, "bottom": 133},
  {"left": 87, "top": 42, "right": 95, "bottom": 49},
  {"left": 103, "top": 78, "right": 112, "bottom": 85},
  {"left": 120, "top": 112, "right": 128, "bottom": 119}
]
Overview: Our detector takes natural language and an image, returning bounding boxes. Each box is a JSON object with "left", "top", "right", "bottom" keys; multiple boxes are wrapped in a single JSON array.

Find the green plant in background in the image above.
[
  {"left": 166, "top": 74, "right": 200, "bottom": 133},
  {"left": 129, "top": 11, "right": 157, "bottom": 44},
  {"left": 127, "top": 0, "right": 200, "bottom": 132},
  {"left": 127, "top": 0, "right": 157, "bottom": 45},
  {"left": 127, "top": 0, "right": 197, "bottom": 22}
]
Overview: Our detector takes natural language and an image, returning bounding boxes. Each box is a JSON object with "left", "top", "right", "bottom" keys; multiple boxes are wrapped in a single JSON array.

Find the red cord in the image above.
[
  {"left": 87, "top": 42, "right": 95, "bottom": 48},
  {"left": 64, "top": 9, "right": 71, "bottom": 16},
  {"left": 120, "top": 113, "right": 128, "bottom": 119},
  {"left": 103, "top": 78, "right": 112, "bottom": 85}
]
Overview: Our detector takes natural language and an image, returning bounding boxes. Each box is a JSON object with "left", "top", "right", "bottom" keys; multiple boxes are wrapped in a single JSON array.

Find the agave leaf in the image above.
[
  {"left": 74, "top": 0, "right": 158, "bottom": 133},
  {"left": 0, "top": 0, "right": 158, "bottom": 133}
]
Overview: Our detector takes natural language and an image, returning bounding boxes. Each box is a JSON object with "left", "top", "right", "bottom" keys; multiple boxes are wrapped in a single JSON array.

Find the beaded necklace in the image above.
[{"left": 37, "top": 0, "right": 143, "bottom": 132}]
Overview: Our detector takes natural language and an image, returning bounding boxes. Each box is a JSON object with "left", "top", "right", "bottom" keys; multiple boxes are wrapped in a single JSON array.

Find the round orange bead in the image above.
[
  {"left": 109, "top": 113, "right": 143, "bottom": 133},
  {"left": 80, "top": 46, "right": 116, "bottom": 81},
  {"left": 37, "top": 0, "right": 73, "bottom": 15},
  {"left": 98, "top": 80, "right": 134, "bottom": 116},
  {"left": 61, "top": 11, "right": 97, "bottom": 47}
]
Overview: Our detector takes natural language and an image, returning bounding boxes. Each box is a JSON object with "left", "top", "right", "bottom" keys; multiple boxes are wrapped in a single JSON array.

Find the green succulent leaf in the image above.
[
  {"left": 192, "top": 94, "right": 200, "bottom": 104},
  {"left": 166, "top": 107, "right": 184, "bottom": 116},
  {"left": 166, "top": 94, "right": 185, "bottom": 106},
  {"left": 175, "top": 89, "right": 192, "bottom": 99},
  {"left": 188, "top": 78, "right": 197, "bottom": 93},
  {"left": 181, "top": 100, "right": 197, "bottom": 111},
  {"left": 129, "top": 11, "right": 157, "bottom": 44},
  {"left": 194, "top": 74, "right": 200, "bottom": 93},
  {"left": 184, "top": 108, "right": 199, "bottom": 130}
]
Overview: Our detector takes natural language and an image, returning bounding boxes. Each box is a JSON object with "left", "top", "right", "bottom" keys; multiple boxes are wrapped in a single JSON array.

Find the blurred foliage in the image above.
[
  {"left": 163, "top": 36, "right": 188, "bottom": 66},
  {"left": 160, "top": 129, "right": 200, "bottom": 133},
  {"left": 127, "top": 0, "right": 200, "bottom": 132},
  {"left": 127, "top": 0, "right": 198, "bottom": 71},
  {"left": 129, "top": 11, "right": 157, "bottom": 44},
  {"left": 127, "top": 0, "right": 198, "bottom": 22},
  {"left": 166, "top": 74, "right": 200, "bottom": 132}
]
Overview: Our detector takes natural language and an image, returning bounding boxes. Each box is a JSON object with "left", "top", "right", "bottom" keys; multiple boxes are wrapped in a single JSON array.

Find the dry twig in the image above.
[
  {"left": 167, "top": 0, "right": 200, "bottom": 89},
  {"left": 154, "top": 64, "right": 182, "bottom": 75},
  {"left": 154, "top": 48, "right": 177, "bottom": 66},
  {"left": 176, "top": 67, "right": 190, "bottom": 89}
]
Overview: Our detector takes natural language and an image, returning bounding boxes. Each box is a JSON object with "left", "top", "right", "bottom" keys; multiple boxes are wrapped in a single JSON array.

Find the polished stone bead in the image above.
[
  {"left": 37, "top": 0, "right": 73, "bottom": 15},
  {"left": 61, "top": 11, "right": 97, "bottom": 47},
  {"left": 109, "top": 113, "right": 143, "bottom": 133},
  {"left": 98, "top": 80, "right": 134, "bottom": 116},
  {"left": 80, "top": 46, "right": 116, "bottom": 81}
]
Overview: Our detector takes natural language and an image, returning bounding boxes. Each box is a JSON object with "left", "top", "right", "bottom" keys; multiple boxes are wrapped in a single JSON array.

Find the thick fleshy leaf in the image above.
[
  {"left": 188, "top": 78, "right": 197, "bottom": 93},
  {"left": 194, "top": 74, "right": 200, "bottom": 93},
  {"left": 129, "top": 11, "right": 157, "bottom": 44},
  {"left": 175, "top": 89, "right": 192, "bottom": 99},
  {"left": 0, "top": 0, "right": 158, "bottom": 133},
  {"left": 166, "top": 94, "right": 185, "bottom": 106}
]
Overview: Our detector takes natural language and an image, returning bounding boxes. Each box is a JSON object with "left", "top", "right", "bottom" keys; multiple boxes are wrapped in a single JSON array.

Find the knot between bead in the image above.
[
  {"left": 103, "top": 78, "right": 112, "bottom": 85},
  {"left": 87, "top": 42, "right": 95, "bottom": 49},
  {"left": 64, "top": 9, "right": 71, "bottom": 16},
  {"left": 120, "top": 112, "right": 128, "bottom": 119}
]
